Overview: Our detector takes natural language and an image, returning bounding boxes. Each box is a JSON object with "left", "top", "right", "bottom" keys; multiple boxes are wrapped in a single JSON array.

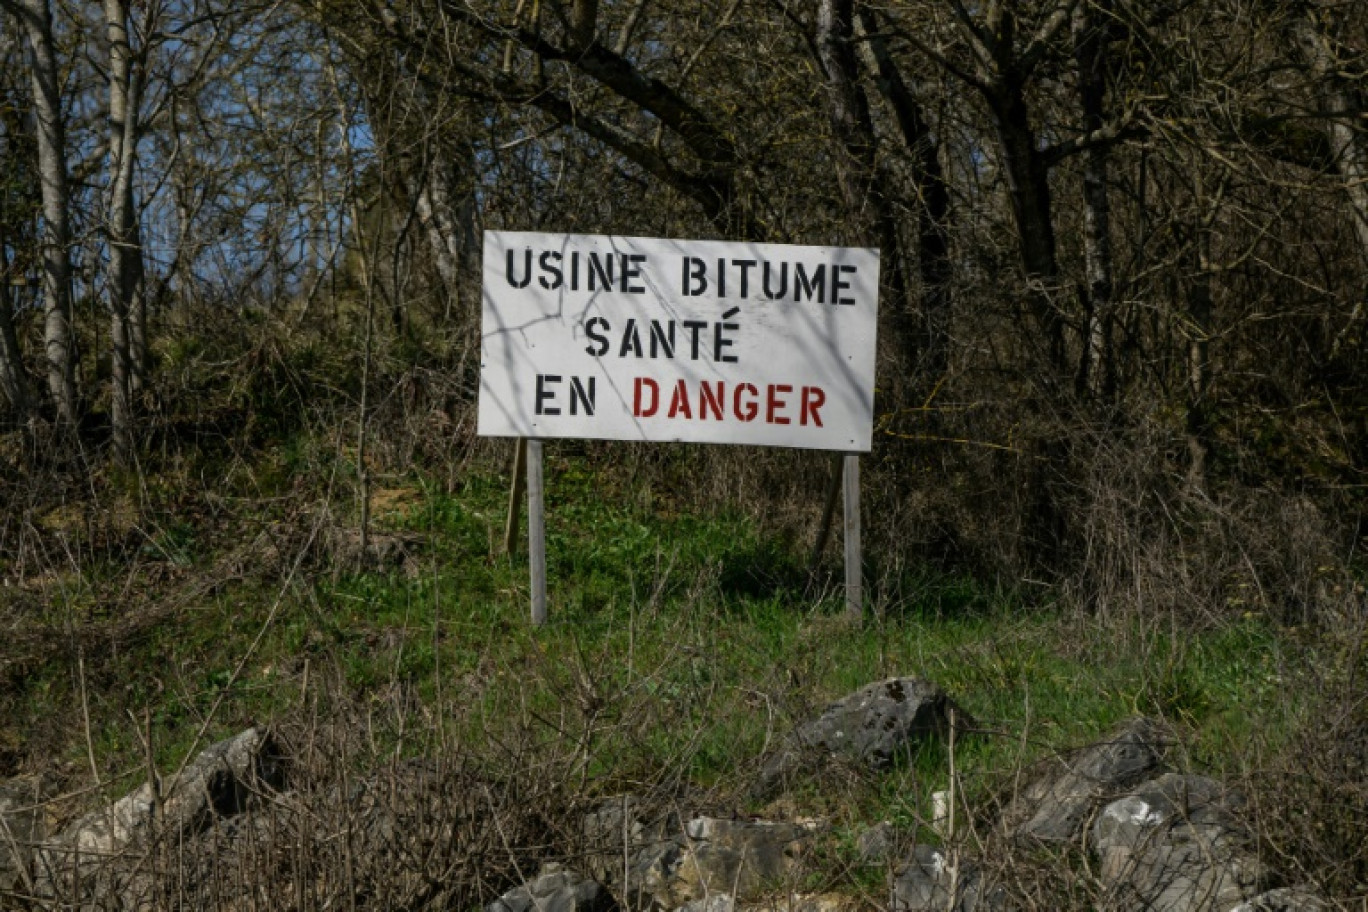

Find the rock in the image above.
[
  {"left": 673, "top": 817, "right": 814, "bottom": 905},
  {"left": 0, "top": 776, "right": 45, "bottom": 893},
  {"left": 674, "top": 892, "right": 854, "bottom": 912},
  {"left": 855, "top": 821, "right": 898, "bottom": 864},
  {"left": 583, "top": 795, "right": 686, "bottom": 909},
  {"left": 1090, "top": 773, "right": 1270, "bottom": 912},
  {"left": 33, "top": 727, "right": 284, "bottom": 907},
  {"left": 999, "top": 717, "right": 1170, "bottom": 843},
  {"left": 785, "top": 894, "right": 857, "bottom": 912},
  {"left": 676, "top": 895, "right": 735, "bottom": 912},
  {"left": 488, "top": 864, "right": 615, "bottom": 912},
  {"left": 585, "top": 805, "right": 815, "bottom": 911},
  {"left": 1229, "top": 887, "right": 1331, "bottom": 912},
  {"left": 757, "top": 678, "right": 972, "bottom": 795},
  {"left": 891, "top": 844, "right": 1004, "bottom": 912}
]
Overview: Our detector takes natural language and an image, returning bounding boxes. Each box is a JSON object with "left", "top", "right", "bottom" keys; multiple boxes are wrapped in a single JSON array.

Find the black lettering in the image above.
[
  {"left": 622, "top": 254, "right": 647, "bottom": 293},
  {"left": 733, "top": 259, "right": 757, "bottom": 298},
  {"left": 538, "top": 250, "right": 563, "bottom": 289},
  {"left": 795, "top": 263, "right": 825, "bottom": 303},
  {"left": 682, "top": 320, "right": 707, "bottom": 359},
  {"left": 584, "top": 316, "right": 610, "bottom": 356},
  {"left": 649, "top": 320, "right": 676, "bottom": 358},
  {"left": 570, "top": 251, "right": 580, "bottom": 290},
  {"left": 832, "top": 264, "right": 856, "bottom": 304},
  {"left": 588, "top": 252, "right": 614, "bottom": 291},
  {"left": 762, "top": 261, "right": 787, "bottom": 299},
  {"left": 683, "top": 257, "right": 708, "bottom": 296},
  {"left": 570, "top": 376, "right": 596, "bottom": 415},
  {"left": 714, "top": 319, "right": 739, "bottom": 363},
  {"left": 717, "top": 258, "right": 726, "bottom": 297},
  {"left": 619, "top": 319, "right": 643, "bottom": 357},
  {"left": 535, "top": 374, "right": 561, "bottom": 415},
  {"left": 506, "top": 248, "right": 532, "bottom": 288}
]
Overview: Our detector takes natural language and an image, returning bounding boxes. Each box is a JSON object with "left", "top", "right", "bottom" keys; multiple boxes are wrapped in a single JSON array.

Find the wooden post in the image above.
[
  {"left": 503, "top": 437, "right": 527, "bottom": 554},
  {"left": 843, "top": 452, "right": 861, "bottom": 621},
  {"left": 527, "top": 438, "right": 547, "bottom": 626}
]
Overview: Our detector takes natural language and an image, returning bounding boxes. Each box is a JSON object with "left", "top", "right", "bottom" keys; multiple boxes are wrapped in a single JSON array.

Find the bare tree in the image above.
[
  {"left": 0, "top": 19, "right": 33, "bottom": 418},
  {"left": 105, "top": 0, "right": 145, "bottom": 463},
  {"left": 2, "top": 0, "right": 77, "bottom": 427}
]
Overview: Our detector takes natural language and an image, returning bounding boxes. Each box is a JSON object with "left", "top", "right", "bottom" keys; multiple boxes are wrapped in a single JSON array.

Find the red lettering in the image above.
[
  {"left": 734, "top": 383, "right": 758, "bottom": 422},
  {"left": 634, "top": 377, "right": 659, "bottom": 417},
  {"left": 699, "top": 381, "right": 724, "bottom": 420},
  {"left": 800, "top": 386, "right": 825, "bottom": 427},
  {"left": 767, "top": 384, "right": 792, "bottom": 424},
  {"left": 667, "top": 380, "right": 693, "bottom": 418}
]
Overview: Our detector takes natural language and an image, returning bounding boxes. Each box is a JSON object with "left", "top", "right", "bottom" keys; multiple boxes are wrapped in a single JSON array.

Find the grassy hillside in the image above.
[{"left": 3, "top": 382, "right": 1364, "bottom": 903}]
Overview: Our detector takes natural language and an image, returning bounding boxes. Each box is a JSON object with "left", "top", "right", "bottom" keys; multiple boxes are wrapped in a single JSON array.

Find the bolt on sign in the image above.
[{"left": 478, "top": 232, "right": 879, "bottom": 451}]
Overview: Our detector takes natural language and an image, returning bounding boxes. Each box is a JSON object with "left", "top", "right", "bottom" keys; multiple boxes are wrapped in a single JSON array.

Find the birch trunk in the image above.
[
  {"left": 413, "top": 154, "right": 476, "bottom": 312},
  {"left": 12, "top": 0, "right": 76, "bottom": 426},
  {"left": 1073, "top": 0, "right": 1114, "bottom": 399},
  {"left": 1293, "top": 12, "right": 1368, "bottom": 356},
  {"left": 106, "top": 0, "right": 142, "bottom": 464}
]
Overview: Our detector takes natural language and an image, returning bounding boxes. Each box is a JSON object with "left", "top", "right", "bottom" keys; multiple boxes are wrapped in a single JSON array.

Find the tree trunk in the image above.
[
  {"left": 1073, "top": 0, "right": 1115, "bottom": 399},
  {"left": 412, "top": 153, "right": 476, "bottom": 314},
  {"left": 986, "top": 79, "right": 1066, "bottom": 374},
  {"left": 106, "top": 0, "right": 143, "bottom": 465},
  {"left": 12, "top": 0, "right": 76, "bottom": 427},
  {"left": 816, "top": 0, "right": 916, "bottom": 379},
  {"left": 854, "top": 7, "right": 952, "bottom": 381},
  {"left": 0, "top": 240, "right": 31, "bottom": 418},
  {"left": 1293, "top": 11, "right": 1368, "bottom": 356}
]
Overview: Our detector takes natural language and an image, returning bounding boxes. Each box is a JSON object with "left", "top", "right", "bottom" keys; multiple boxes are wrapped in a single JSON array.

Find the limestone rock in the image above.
[
  {"left": 757, "top": 678, "right": 971, "bottom": 794},
  {"left": 675, "top": 895, "right": 735, "bottom": 912},
  {"left": 488, "top": 865, "right": 615, "bottom": 912},
  {"left": 1229, "top": 887, "right": 1332, "bottom": 912},
  {"left": 585, "top": 804, "right": 815, "bottom": 911},
  {"left": 1090, "top": 773, "right": 1270, "bottom": 912},
  {"left": 583, "top": 795, "right": 686, "bottom": 909},
  {"left": 1000, "top": 717, "right": 1170, "bottom": 843},
  {"left": 673, "top": 817, "right": 814, "bottom": 904},
  {"left": 854, "top": 820, "right": 899, "bottom": 864},
  {"left": 0, "top": 776, "right": 45, "bottom": 893},
  {"left": 891, "top": 844, "right": 1004, "bottom": 912},
  {"left": 33, "top": 727, "right": 284, "bottom": 906}
]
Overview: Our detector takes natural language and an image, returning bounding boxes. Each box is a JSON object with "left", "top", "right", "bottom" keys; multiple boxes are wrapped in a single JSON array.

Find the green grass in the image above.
[{"left": 6, "top": 455, "right": 1309, "bottom": 840}]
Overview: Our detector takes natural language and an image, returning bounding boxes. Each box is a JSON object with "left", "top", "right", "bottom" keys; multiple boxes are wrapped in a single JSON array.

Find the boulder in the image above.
[
  {"left": 890, "top": 844, "right": 1004, "bottom": 912},
  {"left": 488, "top": 864, "right": 615, "bottom": 912},
  {"left": 854, "top": 821, "right": 899, "bottom": 864},
  {"left": 0, "top": 776, "right": 45, "bottom": 894},
  {"left": 1229, "top": 887, "right": 1331, "bottom": 912},
  {"left": 675, "top": 896, "right": 735, "bottom": 912},
  {"left": 673, "top": 892, "right": 854, "bottom": 912},
  {"left": 583, "top": 795, "right": 686, "bottom": 909},
  {"left": 673, "top": 817, "right": 814, "bottom": 905},
  {"left": 1090, "top": 773, "right": 1269, "bottom": 912},
  {"left": 999, "top": 717, "right": 1170, "bottom": 843},
  {"left": 583, "top": 802, "right": 815, "bottom": 911},
  {"left": 757, "top": 678, "right": 971, "bottom": 795},
  {"left": 33, "top": 727, "right": 284, "bottom": 907}
]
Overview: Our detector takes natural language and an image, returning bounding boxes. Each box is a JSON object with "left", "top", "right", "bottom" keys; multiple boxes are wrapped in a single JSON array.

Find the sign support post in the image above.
[
  {"left": 843, "top": 452, "right": 862, "bottom": 620},
  {"left": 527, "top": 439, "right": 547, "bottom": 626}
]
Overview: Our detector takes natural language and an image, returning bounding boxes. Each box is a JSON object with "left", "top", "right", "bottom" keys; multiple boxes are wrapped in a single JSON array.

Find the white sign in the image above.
[{"left": 477, "top": 231, "right": 879, "bottom": 451}]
